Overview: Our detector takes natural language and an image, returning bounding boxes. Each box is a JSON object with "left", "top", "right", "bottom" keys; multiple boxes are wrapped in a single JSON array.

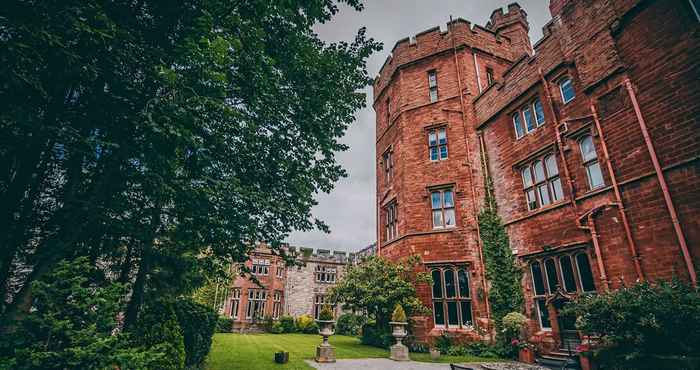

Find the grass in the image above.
[{"left": 205, "top": 333, "right": 504, "bottom": 370}]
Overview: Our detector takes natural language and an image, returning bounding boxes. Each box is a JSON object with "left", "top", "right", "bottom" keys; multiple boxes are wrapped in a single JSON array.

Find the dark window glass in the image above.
[
  {"left": 544, "top": 258, "right": 559, "bottom": 293},
  {"left": 457, "top": 269, "right": 469, "bottom": 298},
  {"left": 534, "top": 99, "right": 545, "bottom": 125},
  {"left": 559, "top": 256, "right": 577, "bottom": 293},
  {"left": 444, "top": 269, "right": 456, "bottom": 298},
  {"left": 432, "top": 270, "right": 443, "bottom": 298},
  {"left": 531, "top": 262, "right": 546, "bottom": 295},
  {"left": 447, "top": 302, "right": 459, "bottom": 325},
  {"left": 537, "top": 299, "right": 551, "bottom": 329},
  {"left": 433, "top": 301, "right": 445, "bottom": 325},
  {"left": 460, "top": 301, "right": 472, "bottom": 325},
  {"left": 576, "top": 254, "right": 596, "bottom": 292}
]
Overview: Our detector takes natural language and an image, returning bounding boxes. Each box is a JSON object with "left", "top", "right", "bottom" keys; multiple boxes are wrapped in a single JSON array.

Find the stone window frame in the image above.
[
  {"left": 276, "top": 265, "right": 285, "bottom": 278},
  {"left": 231, "top": 288, "right": 241, "bottom": 319},
  {"left": 245, "top": 288, "right": 267, "bottom": 320},
  {"left": 558, "top": 76, "right": 576, "bottom": 104},
  {"left": 315, "top": 265, "right": 337, "bottom": 284},
  {"left": 272, "top": 290, "right": 282, "bottom": 319},
  {"left": 528, "top": 250, "right": 597, "bottom": 331},
  {"left": 512, "top": 97, "right": 546, "bottom": 139},
  {"left": 251, "top": 259, "right": 270, "bottom": 276},
  {"left": 384, "top": 199, "right": 398, "bottom": 241},
  {"left": 520, "top": 153, "right": 564, "bottom": 211},
  {"left": 382, "top": 146, "right": 394, "bottom": 182},
  {"left": 430, "top": 265, "right": 473, "bottom": 330},
  {"left": 429, "top": 187, "right": 456, "bottom": 229},
  {"left": 578, "top": 135, "right": 605, "bottom": 190},
  {"left": 427, "top": 126, "right": 448, "bottom": 161},
  {"left": 428, "top": 69, "right": 439, "bottom": 103}
]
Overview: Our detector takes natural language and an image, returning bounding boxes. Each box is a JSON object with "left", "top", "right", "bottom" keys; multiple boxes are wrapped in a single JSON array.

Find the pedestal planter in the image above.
[
  {"left": 315, "top": 320, "right": 336, "bottom": 363},
  {"left": 518, "top": 347, "right": 535, "bottom": 364},
  {"left": 430, "top": 349, "right": 440, "bottom": 362},
  {"left": 389, "top": 321, "right": 410, "bottom": 361}
]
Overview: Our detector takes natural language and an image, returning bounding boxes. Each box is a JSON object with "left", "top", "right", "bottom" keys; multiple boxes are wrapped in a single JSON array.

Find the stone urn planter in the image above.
[
  {"left": 315, "top": 319, "right": 336, "bottom": 363},
  {"left": 430, "top": 348, "right": 440, "bottom": 362},
  {"left": 389, "top": 321, "right": 410, "bottom": 361}
]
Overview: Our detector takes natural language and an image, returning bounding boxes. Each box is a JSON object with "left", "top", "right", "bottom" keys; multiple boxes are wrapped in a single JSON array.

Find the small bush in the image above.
[
  {"left": 278, "top": 315, "right": 296, "bottom": 333},
  {"left": 391, "top": 304, "right": 407, "bottom": 322},
  {"left": 216, "top": 316, "right": 234, "bottom": 333},
  {"left": 434, "top": 332, "right": 454, "bottom": 354},
  {"left": 336, "top": 314, "right": 366, "bottom": 336},
  {"left": 174, "top": 298, "right": 217, "bottom": 368},
  {"left": 270, "top": 322, "right": 284, "bottom": 334},
  {"left": 318, "top": 305, "right": 334, "bottom": 321},
  {"left": 502, "top": 312, "right": 527, "bottom": 340},
  {"left": 133, "top": 299, "right": 186, "bottom": 370},
  {"left": 296, "top": 314, "right": 318, "bottom": 334},
  {"left": 360, "top": 323, "right": 393, "bottom": 348}
]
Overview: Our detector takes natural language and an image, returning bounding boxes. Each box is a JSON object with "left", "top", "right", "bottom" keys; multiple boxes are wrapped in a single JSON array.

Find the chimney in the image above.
[{"left": 486, "top": 3, "right": 532, "bottom": 58}]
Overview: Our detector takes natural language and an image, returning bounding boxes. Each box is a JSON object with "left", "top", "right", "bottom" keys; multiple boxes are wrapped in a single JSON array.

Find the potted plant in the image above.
[
  {"left": 389, "top": 304, "right": 410, "bottom": 361},
  {"left": 315, "top": 304, "right": 336, "bottom": 363},
  {"left": 502, "top": 312, "right": 534, "bottom": 363},
  {"left": 576, "top": 341, "right": 597, "bottom": 370}
]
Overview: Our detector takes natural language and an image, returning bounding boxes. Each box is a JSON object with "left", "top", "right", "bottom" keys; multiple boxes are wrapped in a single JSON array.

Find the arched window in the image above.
[
  {"left": 559, "top": 77, "right": 575, "bottom": 103},
  {"left": 575, "top": 253, "right": 596, "bottom": 292},
  {"left": 579, "top": 135, "right": 604, "bottom": 189},
  {"left": 530, "top": 261, "right": 546, "bottom": 296},
  {"left": 559, "top": 255, "right": 577, "bottom": 293},
  {"left": 544, "top": 258, "right": 559, "bottom": 293},
  {"left": 530, "top": 261, "right": 551, "bottom": 330},
  {"left": 430, "top": 267, "right": 472, "bottom": 328}
]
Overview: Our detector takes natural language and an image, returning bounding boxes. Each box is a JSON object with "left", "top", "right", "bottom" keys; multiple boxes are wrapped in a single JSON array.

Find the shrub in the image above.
[
  {"left": 296, "top": 314, "right": 318, "bottom": 334},
  {"left": 279, "top": 315, "right": 296, "bottom": 333},
  {"left": 391, "top": 304, "right": 407, "bottom": 322},
  {"left": 270, "top": 322, "right": 284, "bottom": 334},
  {"left": 133, "top": 299, "right": 186, "bottom": 370},
  {"left": 501, "top": 312, "right": 527, "bottom": 341},
  {"left": 174, "top": 298, "right": 217, "bottom": 368},
  {"left": 318, "top": 305, "right": 334, "bottom": 321},
  {"left": 434, "top": 332, "right": 455, "bottom": 354},
  {"left": 261, "top": 315, "right": 275, "bottom": 332},
  {"left": 216, "top": 316, "right": 235, "bottom": 333},
  {"left": 562, "top": 280, "right": 700, "bottom": 369},
  {"left": 335, "top": 313, "right": 366, "bottom": 336},
  {"left": 360, "top": 323, "right": 393, "bottom": 348}
]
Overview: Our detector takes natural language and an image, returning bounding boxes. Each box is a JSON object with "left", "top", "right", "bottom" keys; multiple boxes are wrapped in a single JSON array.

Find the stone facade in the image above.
[{"left": 374, "top": 0, "right": 699, "bottom": 359}]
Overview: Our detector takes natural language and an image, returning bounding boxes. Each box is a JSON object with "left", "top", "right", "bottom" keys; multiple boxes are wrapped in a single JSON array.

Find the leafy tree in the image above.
[
  {"left": 330, "top": 256, "right": 430, "bottom": 329},
  {"left": 0, "top": 0, "right": 381, "bottom": 338}
]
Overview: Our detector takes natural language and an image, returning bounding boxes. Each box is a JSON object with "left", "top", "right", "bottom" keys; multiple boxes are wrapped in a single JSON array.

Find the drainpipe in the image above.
[
  {"left": 623, "top": 78, "right": 697, "bottom": 287},
  {"left": 578, "top": 206, "right": 611, "bottom": 291},
  {"left": 450, "top": 17, "right": 492, "bottom": 335},
  {"left": 590, "top": 103, "right": 644, "bottom": 281},
  {"left": 473, "top": 51, "right": 483, "bottom": 94}
]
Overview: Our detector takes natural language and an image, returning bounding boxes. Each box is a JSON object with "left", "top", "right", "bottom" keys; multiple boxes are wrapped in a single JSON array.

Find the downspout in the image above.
[
  {"left": 473, "top": 51, "right": 483, "bottom": 94},
  {"left": 579, "top": 207, "right": 611, "bottom": 292},
  {"left": 450, "top": 18, "right": 492, "bottom": 333},
  {"left": 590, "top": 103, "right": 644, "bottom": 281},
  {"left": 623, "top": 78, "right": 697, "bottom": 287}
]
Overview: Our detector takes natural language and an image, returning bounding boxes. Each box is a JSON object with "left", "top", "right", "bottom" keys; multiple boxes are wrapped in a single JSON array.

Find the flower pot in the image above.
[
  {"left": 389, "top": 321, "right": 410, "bottom": 361},
  {"left": 518, "top": 347, "right": 535, "bottom": 364},
  {"left": 430, "top": 349, "right": 440, "bottom": 362},
  {"left": 315, "top": 320, "right": 336, "bottom": 363},
  {"left": 274, "top": 351, "right": 289, "bottom": 364},
  {"left": 579, "top": 353, "right": 597, "bottom": 370}
]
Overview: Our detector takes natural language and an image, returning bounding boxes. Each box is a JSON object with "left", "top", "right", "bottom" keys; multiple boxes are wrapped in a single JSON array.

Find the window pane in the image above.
[
  {"left": 432, "top": 210, "right": 444, "bottom": 227},
  {"left": 576, "top": 254, "right": 596, "bottom": 292},
  {"left": 538, "top": 184, "right": 551, "bottom": 206},
  {"left": 579, "top": 136, "right": 597, "bottom": 162},
  {"left": 587, "top": 162, "right": 605, "bottom": 189},
  {"left": 430, "top": 147, "right": 438, "bottom": 161},
  {"left": 430, "top": 89, "right": 438, "bottom": 102},
  {"left": 439, "top": 144, "right": 448, "bottom": 159},
  {"left": 433, "top": 301, "right": 445, "bottom": 325},
  {"left": 438, "top": 128, "right": 447, "bottom": 144},
  {"left": 523, "top": 106, "right": 536, "bottom": 131},
  {"left": 559, "top": 256, "right": 577, "bottom": 293},
  {"left": 545, "top": 155, "right": 558, "bottom": 177},
  {"left": 544, "top": 258, "right": 559, "bottom": 293},
  {"left": 460, "top": 301, "right": 472, "bottom": 325},
  {"left": 458, "top": 269, "right": 469, "bottom": 298},
  {"left": 447, "top": 302, "right": 459, "bottom": 326},
  {"left": 431, "top": 192, "right": 441, "bottom": 209},
  {"left": 551, "top": 178, "right": 564, "bottom": 201},
  {"left": 533, "top": 161, "right": 545, "bottom": 182},
  {"left": 442, "top": 190, "right": 453, "bottom": 207},
  {"left": 444, "top": 269, "right": 456, "bottom": 298},
  {"left": 432, "top": 270, "right": 443, "bottom": 298},
  {"left": 513, "top": 114, "right": 525, "bottom": 138},
  {"left": 444, "top": 209, "right": 455, "bottom": 227},
  {"left": 428, "top": 131, "right": 437, "bottom": 146},
  {"left": 560, "top": 78, "right": 575, "bottom": 103},
  {"left": 526, "top": 189, "right": 537, "bottom": 210},
  {"left": 428, "top": 72, "right": 437, "bottom": 87},
  {"left": 522, "top": 168, "right": 533, "bottom": 187},
  {"left": 534, "top": 99, "right": 545, "bottom": 125},
  {"left": 537, "top": 299, "right": 551, "bottom": 329},
  {"left": 531, "top": 262, "right": 546, "bottom": 296}
]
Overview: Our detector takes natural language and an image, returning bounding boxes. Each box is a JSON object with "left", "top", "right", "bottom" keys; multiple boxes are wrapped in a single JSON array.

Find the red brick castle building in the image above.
[{"left": 374, "top": 0, "right": 699, "bottom": 359}]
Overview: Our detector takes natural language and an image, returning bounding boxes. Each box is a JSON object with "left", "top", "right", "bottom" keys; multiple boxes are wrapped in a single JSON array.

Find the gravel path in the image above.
[{"left": 306, "top": 359, "right": 550, "bottom": 370}]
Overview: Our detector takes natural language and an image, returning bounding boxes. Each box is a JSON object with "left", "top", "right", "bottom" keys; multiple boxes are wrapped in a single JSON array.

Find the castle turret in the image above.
[{"left": 486, "top": 3, "right": 532, "bottom": 58}]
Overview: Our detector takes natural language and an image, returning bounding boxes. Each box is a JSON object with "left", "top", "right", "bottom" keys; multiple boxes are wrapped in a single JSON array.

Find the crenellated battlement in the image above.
[
  {"left": 373, "top": 18, "right": 518, "bottom": 101},
  {"left": 486, "top": 3, "right": 528, "bottom": 32}
]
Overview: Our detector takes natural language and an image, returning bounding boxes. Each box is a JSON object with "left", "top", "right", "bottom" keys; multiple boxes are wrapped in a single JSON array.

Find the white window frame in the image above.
[
  {"left": 315, "top": 265, "right": 337, "bottom": 284},
  {"left": 272, "top": 290, "right": 282, "bottom": 319},
  {"left": 578, "top": 135, "right": 605, "bottom": 190},
  {"left": 231, "top": 288, "right": 241, "bottom": 319},
  {"left": 245, "top": 289, "right": 267, "bottom": 320},
  {"left": 384, "top": 200, "right": 398, "bottom": 241},
  {"left": 430, "top": 188, "right": 456, "bottom": 229},
  {"left": 521, "top": 154, "right": 564, "bottom": 211},
  {"left": 382, "top": 148, "right": 394, "bottom": 182},
  {"left": 427, "top": 127, "right": 448, "bottom": 161},
  {"left": 559, "top": 77, "right": 575, "bottom": 104},
  {"left": 513, "top": 98, "right": 546, "bottom": 139},
  {"left": 428, "top": 70, "right": 438, "bottom": 103}
]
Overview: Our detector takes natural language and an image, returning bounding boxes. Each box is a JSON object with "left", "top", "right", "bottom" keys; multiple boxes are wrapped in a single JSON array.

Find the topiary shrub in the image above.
[
  {"left": 278, "top": 315, "right": 296, "bottom": 333},
  {"left": 335, "top": 313, "right": 366, "bottom": 336},
  {"left": 391, "top": 304, "right": 407, "bottom": 322},
  {"left": 174, "top": 298, "right": 217, "bottom": 369},
  {"left": 318, "top": 305, "right": 334, "bottom": 321},
  {"left": 216, "top": 316, "right": 234, "bottom": 333}
]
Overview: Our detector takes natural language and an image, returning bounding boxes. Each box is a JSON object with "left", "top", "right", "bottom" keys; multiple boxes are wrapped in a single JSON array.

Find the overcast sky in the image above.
[{"left": 286, "top": 1, "right": 551, "bottom": 253}]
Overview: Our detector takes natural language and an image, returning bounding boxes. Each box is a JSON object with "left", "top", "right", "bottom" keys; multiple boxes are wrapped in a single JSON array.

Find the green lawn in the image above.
[{"left": 206, "top": 333, "right": 503, "bottom": 370}]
